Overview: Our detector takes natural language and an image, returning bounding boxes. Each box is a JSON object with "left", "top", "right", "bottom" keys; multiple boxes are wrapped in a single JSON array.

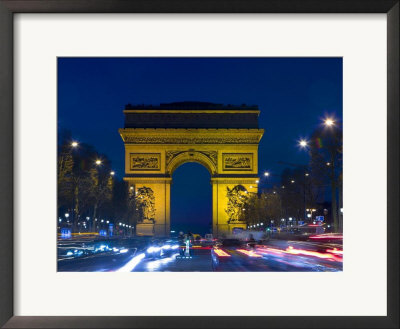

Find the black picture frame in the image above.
[{"left": 0, "top": 1, "right": 398, "bottom": 328}]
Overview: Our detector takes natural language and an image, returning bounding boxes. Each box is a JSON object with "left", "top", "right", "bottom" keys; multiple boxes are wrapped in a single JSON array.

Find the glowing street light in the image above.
[
  {"left": 110, "top": 171, "right": 115, "bottom": 176},
  {"left": 95, "top": 159, "right": 102, "bottom": 165},
  {"left": 264, "top": 172, "right": 270, "bottom": 177},
  {"left": 299, "top": 139, "right": 308, "bottom": 148},
  {"left": 65, "top": 213, "right": 69, "bottom": 218},
  {"left": 71, "top": 141, "right": 79, "bottom": 148},
  {"left": 291, "top": 180, "right": 295, "bottom": 183},
  {"left": 324, "top": 118, "right": 335, "bottom": 126}
]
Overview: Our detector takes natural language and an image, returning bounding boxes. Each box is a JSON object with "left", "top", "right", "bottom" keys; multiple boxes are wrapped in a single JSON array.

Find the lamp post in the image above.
[
  {"left": 323, "top": 117, "right": 341, "bottom": 232},
  {"left": 306, "top": 208, "right": 316, "bottom": 222},
  {"left": 298, "top": 139, "right": 309, "bottom": 223}
]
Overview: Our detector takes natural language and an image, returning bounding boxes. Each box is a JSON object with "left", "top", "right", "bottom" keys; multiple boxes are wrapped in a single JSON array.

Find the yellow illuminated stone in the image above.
[{"left": 119, "top": 105, "right": 264, "bottom": 237}]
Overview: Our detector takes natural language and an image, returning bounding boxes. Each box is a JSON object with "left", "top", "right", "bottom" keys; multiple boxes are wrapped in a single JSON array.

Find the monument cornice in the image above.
[
  {"left": 119, "top": 128, "right": 264, "bottom": 144},
  {"left": 210, "top": 178, "right": 260, "bottom": 185},
  {"left": 123, "top": 177, "right": 172, "bottom": 184},
  {"left": 123, "top": 109, "right": 260, "bottom": 114}
]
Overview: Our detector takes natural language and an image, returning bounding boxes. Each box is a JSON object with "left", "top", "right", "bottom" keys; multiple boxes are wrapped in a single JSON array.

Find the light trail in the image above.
[
  {"left": 309, "top": 234, "right": 343, "bottom": 240},
  {"left": 116, "top": 253, "right": 145, "bottom": 272},
  {"left": 255, "top": 246, "right": 342, "bottom": 262},
  {"left": 213, "top": 249, "right": 231, "bottom": 257},
  {"left": 236, "top": 249, "right": 263, "bottom": 258},
  {"left": 326, "top": 248, "right": 343, "bottom": 255}
]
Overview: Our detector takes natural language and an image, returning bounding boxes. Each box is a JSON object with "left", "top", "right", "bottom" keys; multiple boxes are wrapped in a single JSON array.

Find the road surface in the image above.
[{"left": 57, "top": 236, "right": 342, "bottom": 272}]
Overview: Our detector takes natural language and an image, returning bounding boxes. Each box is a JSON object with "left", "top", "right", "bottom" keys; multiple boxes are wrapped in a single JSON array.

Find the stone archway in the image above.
[{"left": 119, "top": 102, "right": 264, "bottom": 237}]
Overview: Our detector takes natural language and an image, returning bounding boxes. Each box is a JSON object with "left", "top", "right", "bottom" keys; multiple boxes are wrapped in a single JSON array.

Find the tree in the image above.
[
  {"left": 57, "top": 143, "right": 74, "bottom": 213},
  {"left": 279, "top": 168, "right": 306, "bottom": 220},
  {"left": 263, "top": 191, "right": 282, "bottom": 222},
  {"left": 309, "top": 124, "right": 343, "bottom": 231},
  {"left": 88, "top": 166, "right": 113, "bottom": 232},
  {"left": 57, "top": 137, "right": 115, "bottom": 233}
]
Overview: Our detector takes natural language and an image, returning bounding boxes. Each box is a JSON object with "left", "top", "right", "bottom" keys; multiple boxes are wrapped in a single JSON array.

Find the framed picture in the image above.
[{"left": 0, "top": 1, "right": 398, "bottom": 328}]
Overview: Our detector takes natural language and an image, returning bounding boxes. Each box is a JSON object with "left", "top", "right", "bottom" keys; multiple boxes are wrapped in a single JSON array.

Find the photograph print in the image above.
[{"left": 57, "top": 57, "right": 343, "bottom": 272}]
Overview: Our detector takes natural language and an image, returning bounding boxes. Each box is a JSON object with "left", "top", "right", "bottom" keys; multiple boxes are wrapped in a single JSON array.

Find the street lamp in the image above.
[
  {"left": 307, "top": 208, "right": 317, "bottom": 221},
  {"left": 65, "top": 213, "right": 69, "bottom": 218},
  {"left": 71, "top": 141, "right": 79, "bottom": 148},
  {"left": 264, "top": 172, "right": 270, "bottom": 177},
  {"left": 324, "top": 118, "right": 335, "bottom": 127},
  {"left": 95, "top": 159, "right": 102, "bottom": 165},
  {"left": 299, "top": 139, "right": 308, "bottom": 148},
  {"left": 110, "top": 171, "right": 115, "bottom": 176}
]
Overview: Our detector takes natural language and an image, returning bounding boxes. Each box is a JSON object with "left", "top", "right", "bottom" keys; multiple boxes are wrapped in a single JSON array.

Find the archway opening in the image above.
[{"left": 171, "top": 162, "right": 212, "bottom": 236}]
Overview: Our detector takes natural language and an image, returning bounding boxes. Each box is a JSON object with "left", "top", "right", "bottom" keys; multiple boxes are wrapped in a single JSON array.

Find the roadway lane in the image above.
[
  {"left": 57, "top": 238, "right": 343, "bottom": 272},
  {"left": 132, "top": 249, "right": 213, "bottom": 272}
]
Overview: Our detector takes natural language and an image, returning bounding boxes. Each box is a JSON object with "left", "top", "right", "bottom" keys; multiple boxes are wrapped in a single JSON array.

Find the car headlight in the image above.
[{"left": 147, "top": 246, "right": 161, "bottom": 253}]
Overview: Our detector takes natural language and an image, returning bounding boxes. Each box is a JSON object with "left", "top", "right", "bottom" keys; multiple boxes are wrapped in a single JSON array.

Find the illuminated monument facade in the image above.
[{"left": 119, "top": 102, "right": 264, "bottom": 236}]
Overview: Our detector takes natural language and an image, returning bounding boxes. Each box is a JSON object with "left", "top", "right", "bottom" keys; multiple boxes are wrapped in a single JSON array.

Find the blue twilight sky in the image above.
[{"left": 58, "top": 57, "right": 342, "bottom": 234}]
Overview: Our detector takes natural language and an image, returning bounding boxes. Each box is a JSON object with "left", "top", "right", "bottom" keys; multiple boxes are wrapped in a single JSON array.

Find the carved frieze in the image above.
[
  {"left": 130, "top": 153, "right": 161, "bottom": 171},
  {"left": 225, "top": 185, "right": 248, "bottom": 222},
  {"left": 166, "top": 150, "right": 217, "bottom": 167},
  {"left": 166, "top": 150, "right": 184, "bottom": 165},
  {"left": 135, "top": 186, "right": 156, "bottom": 222},
  {"left": 123, "top": 136, "right": 260, "bottom": 144},
  {"left": 222, "top": 153, "right": 253, "bottom": 171},
  {"left": 200, "top": 151, "right": 217, "bottom": 166}
]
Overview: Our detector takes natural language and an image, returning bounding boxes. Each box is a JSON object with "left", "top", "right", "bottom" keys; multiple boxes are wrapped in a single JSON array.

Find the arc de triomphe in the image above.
[{"left": 119, "top": 102, "right": 264, "bottom": 237}]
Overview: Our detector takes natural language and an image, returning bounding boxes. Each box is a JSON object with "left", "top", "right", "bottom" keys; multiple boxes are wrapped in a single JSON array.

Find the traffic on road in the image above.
[{"left": 58, "top": 229, "right": 343, "bottom": 272}]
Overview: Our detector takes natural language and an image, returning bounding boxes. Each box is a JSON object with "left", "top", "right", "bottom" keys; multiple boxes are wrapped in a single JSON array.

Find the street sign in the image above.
[{"left": 316, "top": 216, "right": 324, "bottom": 221}]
